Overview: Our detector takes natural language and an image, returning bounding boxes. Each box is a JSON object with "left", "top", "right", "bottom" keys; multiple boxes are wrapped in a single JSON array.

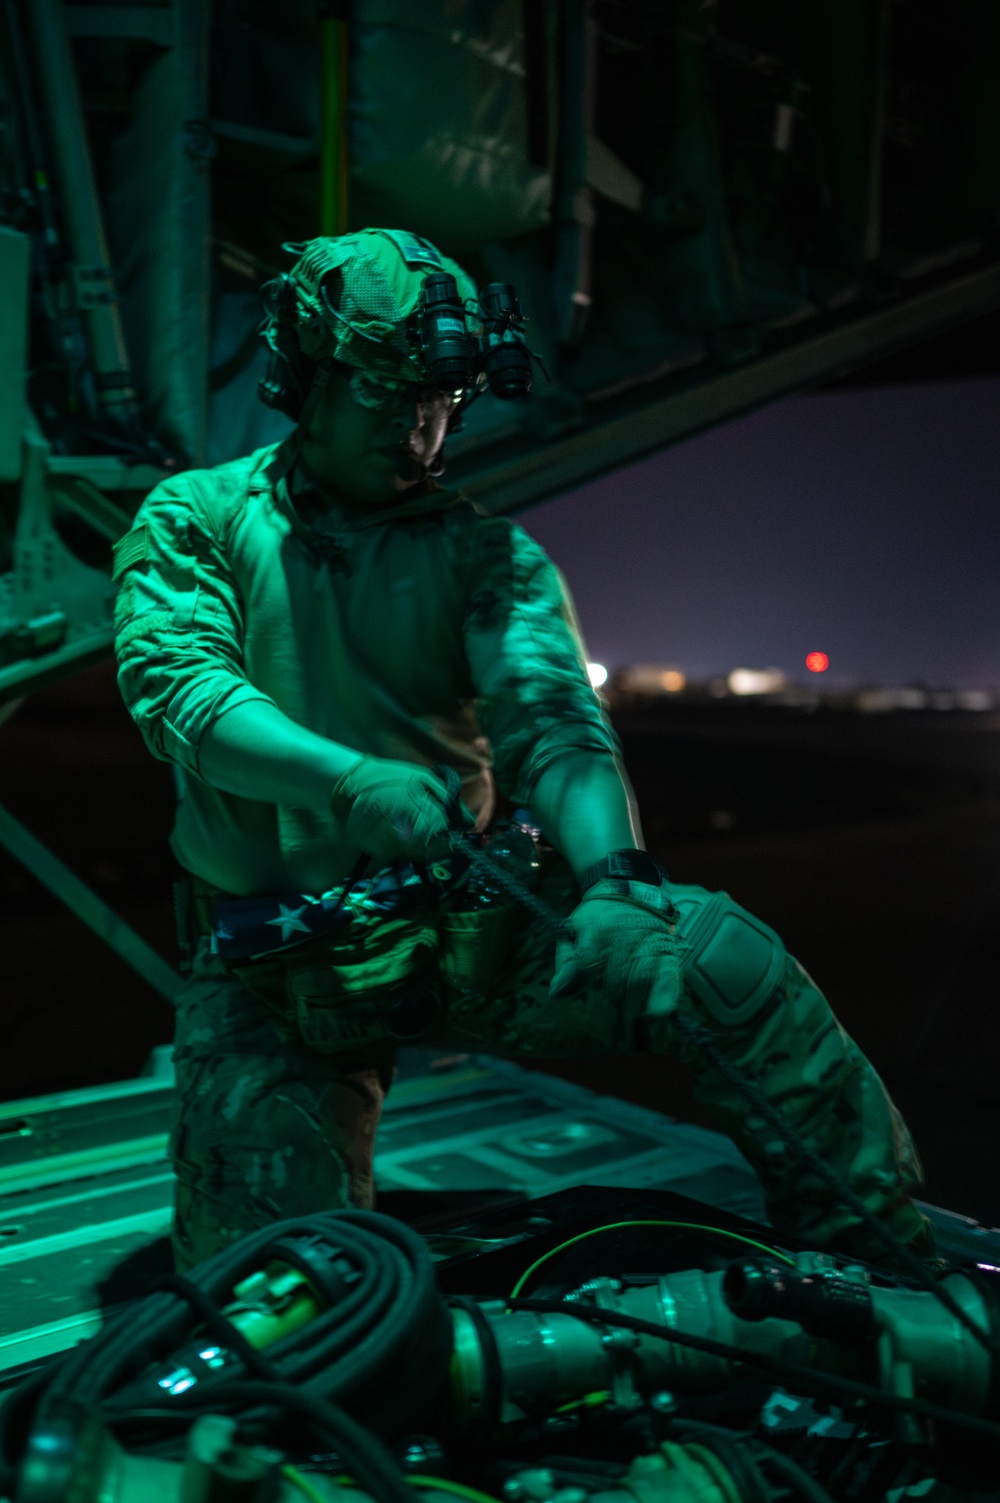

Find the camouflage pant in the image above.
[{"left": 169, "top": 865, "right": 929, "bottom": 1270}]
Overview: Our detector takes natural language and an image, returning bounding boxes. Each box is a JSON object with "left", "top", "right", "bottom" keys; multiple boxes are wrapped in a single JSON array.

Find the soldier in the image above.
[{"left": 113, "top": 229, "right": 932, "bottom": 1271}]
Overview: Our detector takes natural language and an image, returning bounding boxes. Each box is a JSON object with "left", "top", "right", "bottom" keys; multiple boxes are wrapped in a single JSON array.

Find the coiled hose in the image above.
[{"left": 0, "top": 1210, "right": 452, "bottom": 1502}]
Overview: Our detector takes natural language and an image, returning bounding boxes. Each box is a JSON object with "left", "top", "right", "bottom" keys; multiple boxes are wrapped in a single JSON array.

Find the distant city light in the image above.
[
  {"left": 587, "top": 662, "right": 608, "bottom": 688},
  {"left": 617, "top": 664, "right": 686, "bottom": 694},
  {"left": 857, "top": 687, "right": 928, "bottom": 713},
  {"left": 858, "top": 686, "right": 995, "bottom": 714},
  {"left": 728, "top": 668, "right": 788, "bottom": 696},
  {"left": 805, "top": 651, "right": 829, "bottom": 673}
]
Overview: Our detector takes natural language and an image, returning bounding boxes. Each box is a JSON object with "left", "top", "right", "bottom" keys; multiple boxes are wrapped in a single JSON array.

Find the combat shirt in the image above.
[{"left": 113, "top": 441, "right": 618, "bottom": 895}]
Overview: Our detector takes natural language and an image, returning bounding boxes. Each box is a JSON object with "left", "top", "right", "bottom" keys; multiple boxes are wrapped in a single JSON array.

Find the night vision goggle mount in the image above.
[{"left": 258, "top": 268, "right": 538, "bottom": 422}]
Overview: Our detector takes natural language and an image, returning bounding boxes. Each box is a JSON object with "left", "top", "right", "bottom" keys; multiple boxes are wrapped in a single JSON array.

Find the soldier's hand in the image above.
[
  {"left": 550, "top": 881, "right": 681, "bottom": 1023},
  {"left": 329, "top": 757, "right": 475, "bottom": 865}
]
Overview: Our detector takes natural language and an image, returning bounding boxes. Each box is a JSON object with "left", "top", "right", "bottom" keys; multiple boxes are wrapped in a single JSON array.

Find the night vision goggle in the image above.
[{"left": 418, "top": 272, "right": 534, "bottom": 400}]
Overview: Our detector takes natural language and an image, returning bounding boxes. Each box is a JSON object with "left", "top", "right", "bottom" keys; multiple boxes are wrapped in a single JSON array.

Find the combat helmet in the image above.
[{"left": 257, "top": 227, "right": 534, "bottom": 428}]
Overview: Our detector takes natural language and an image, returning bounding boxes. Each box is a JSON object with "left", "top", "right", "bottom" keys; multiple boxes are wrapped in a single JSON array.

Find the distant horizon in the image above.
[
  {"left": 594, "top": 665, "right": 1000, "bottom": 694},
  {"left": 522, "top": 376, "right": 1000, "bottom": 693}
]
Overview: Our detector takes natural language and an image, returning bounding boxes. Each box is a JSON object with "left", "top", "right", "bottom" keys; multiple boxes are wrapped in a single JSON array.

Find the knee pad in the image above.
[{"left": 667, "top": 884, "right": 787, "bottom": 1027}]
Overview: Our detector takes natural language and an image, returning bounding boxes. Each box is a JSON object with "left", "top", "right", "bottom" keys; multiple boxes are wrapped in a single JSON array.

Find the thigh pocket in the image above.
[{"left": 172, "top": 1064, "right": 355, "bottom": 1219}]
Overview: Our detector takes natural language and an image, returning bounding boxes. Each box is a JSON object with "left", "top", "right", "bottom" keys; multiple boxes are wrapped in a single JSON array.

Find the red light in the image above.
[{"left": 805, "top": 652, "right": 829, "bottom": 673}]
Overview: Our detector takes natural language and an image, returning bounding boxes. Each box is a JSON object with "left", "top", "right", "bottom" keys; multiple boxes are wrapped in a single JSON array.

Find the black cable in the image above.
[
  {"left": 97, "top": 1211, "right": 442, "bottom": 1423},
  {"left": 186, "top": 1380, "right": 419, "bottom": 1503},
  {"left": 505, "top": 1298, "right": 1000, "bottom": 1446},
  {"left": 752, "top": 1442, "right": 842, "bottom": 1503},
  {"left": 667, "top": 1417, "right": 772, "bottom": 1503},
  {"left": 46, "top": 1288, "right": 184, "bottom": 1406},
  {"left": 152, "top": 1273, "right": 283, "bottom": 1382},
  {"left": 0, "top": 1364, "right": 50, "bottom": 1496},
  {"left": 822, "top": 1437, "right": 868, "bottom": 1494},
  {"left": 448, "top": 827, "right": 568, "bottom": 935},
  {"left": 669, "top": 1012, "right": 1000, "bottom": 1365}
]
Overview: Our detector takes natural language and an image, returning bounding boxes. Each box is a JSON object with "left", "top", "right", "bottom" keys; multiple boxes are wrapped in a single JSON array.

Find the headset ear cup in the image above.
[
  {"left": 258, "top": 343, "right": 315, "bottom": 421},
  {"left": 258, "top": 274, "right": 318, "bottom": 420}
]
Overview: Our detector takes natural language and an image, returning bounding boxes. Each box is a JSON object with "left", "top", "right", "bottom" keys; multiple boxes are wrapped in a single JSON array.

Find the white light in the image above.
[
  {"left": 587, "top": 662, "right": 608, "bottom": 688},
  {"left": 728, "top": 668, "right": 788, "bottom": 696}
]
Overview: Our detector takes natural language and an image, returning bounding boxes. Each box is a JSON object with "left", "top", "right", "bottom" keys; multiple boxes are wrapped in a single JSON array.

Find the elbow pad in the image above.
[{"left": 669, "top": 884, "right": 788, "bottom": 1027}]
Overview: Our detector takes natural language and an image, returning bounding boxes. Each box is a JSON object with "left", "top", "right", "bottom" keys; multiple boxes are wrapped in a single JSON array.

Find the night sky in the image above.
[{"left": 521, "top": 377, "right": 1000, "bottom": 690}]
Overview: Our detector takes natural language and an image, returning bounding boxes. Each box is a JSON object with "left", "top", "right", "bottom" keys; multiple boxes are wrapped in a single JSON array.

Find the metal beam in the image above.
[
  {"left": 0, "top": 801, "right": 181, "bottom": 1005},
  {"left": 0, "top": 633, "right": 112, "bottom": 707},
  {"left": 0, "top": 227, "right": 29, "bottom": 481},
  {"left": 453, "top": 258, "right": 1000, "bottom": 514},
  {"left": 25, "top": 0, "right": 138, "bottom": 423},
  {"left": 46, "top": 456, "right": 166, "bottom": 492},
  {"left": 53, "top": 476, "right": 133, "bottom": 543}
]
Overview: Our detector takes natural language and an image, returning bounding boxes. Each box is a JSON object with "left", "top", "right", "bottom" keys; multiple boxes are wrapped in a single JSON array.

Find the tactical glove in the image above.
[
  {"left": 329, "top": 757, "right": 474, "bottom": 866},
  {"left": 550, "top": 879, "right": 681, "bottom": 1023}
]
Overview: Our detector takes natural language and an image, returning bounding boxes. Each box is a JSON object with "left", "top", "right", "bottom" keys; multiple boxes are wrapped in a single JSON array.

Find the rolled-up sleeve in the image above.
[
  {"left": 461, "top": 516, "right": 620, "bottom": 802},
  {"left": 112, "top": 477, "right": 276, "bottom": 773}
]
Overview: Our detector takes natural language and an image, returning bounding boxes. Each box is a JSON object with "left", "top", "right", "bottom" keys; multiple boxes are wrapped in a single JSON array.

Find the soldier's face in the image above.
[{"left": 305, "top": 366, "right": 454, "bottom": 505}]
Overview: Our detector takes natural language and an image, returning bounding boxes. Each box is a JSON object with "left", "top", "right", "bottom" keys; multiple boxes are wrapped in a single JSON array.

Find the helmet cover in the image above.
[{"left": 281, "top": 228, "right": 480, "bottom": 385}]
